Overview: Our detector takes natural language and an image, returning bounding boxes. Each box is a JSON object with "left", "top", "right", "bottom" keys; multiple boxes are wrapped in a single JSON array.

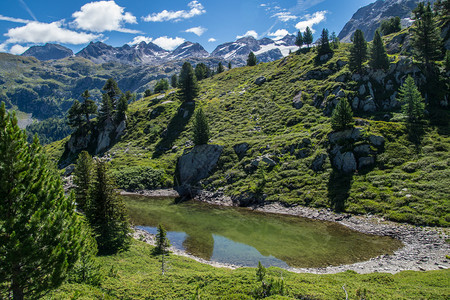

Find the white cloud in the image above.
[
  {"left": 268, "top": 29, "right": 290, "bottom": 40},
  {"left": 129, "top": 36, "right": 153, "bottom": 45},
  {"left": 293, "top": 0, "right": 326, "bottom": 12},
  {"left": 260, "top": 4, "right": 267, "bottom": 7},
  {"left": 272, "top": 12, "right": 297, "bottom": 22},
  {"left": 208, "top": 38, "right": 216, "bottom": 42},
  {"left": 5, "top": 21, "right": 100, "bottom": 44},
  {"left": 0, "top": 14, "right": 31, "bottom": 24},
  {"left": 294, "top": 11, "right": 326, "bottom": 33},
  {"left": 72, "top": 1, "right": 138, "bottom": 33},
  {"left": 185, "top": 26, "right": 206, "bottom": 36},
  {"left": 10, "top": 44, "right": 29, "bottom": 55},
  {"left": 152, "top": 36, "right": 185, "bottom": 50},
  {"left": 143, "top": 1, "right": 205, "bottom": 22},
  {"left": 0, "top": 43, "right": 8, "bottom": 52},
  {"left": 236, "top": 30, "right": 258, "bottom": 39}
]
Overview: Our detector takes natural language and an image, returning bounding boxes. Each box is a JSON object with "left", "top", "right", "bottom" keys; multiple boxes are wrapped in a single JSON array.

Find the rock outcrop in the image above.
[
  {"left": 328, "top": 127, "right": 384, "bottom": 173},
  {"left": 22, "top": 43, "right": 73, "bottom": 60},
  {"left": 177, "top": 144, "right": 223, "bottom": 185},
  {"left": 338, "top": 0, "right": 436, "bottom": 43}
]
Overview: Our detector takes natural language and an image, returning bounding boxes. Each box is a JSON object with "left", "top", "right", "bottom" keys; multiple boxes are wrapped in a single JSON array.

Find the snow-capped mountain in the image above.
[
  {"left": 167, "top": 42, "right": 209, "bottom": 60},
  {"left": 19, "top": 34, "right": 298, "bottom": 66},
  {"left": 75, "top": 41, "right": 169, "bottom": 65},
  {"left": 211, "top": 35, "right": 298, "bottom": 63}
]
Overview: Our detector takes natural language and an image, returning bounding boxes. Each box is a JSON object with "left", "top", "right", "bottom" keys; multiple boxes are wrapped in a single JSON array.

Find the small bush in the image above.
[{"left": 112, "top": 166, "right": 164, "bottom": 191}]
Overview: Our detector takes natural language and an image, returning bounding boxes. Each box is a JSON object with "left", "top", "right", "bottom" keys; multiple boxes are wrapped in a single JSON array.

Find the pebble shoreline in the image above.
[{"left": 124, "top": 189, "right": 450, "bottom": 274}]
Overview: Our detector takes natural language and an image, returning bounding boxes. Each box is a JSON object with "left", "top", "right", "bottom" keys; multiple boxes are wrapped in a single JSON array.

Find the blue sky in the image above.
[{"left": 0, "top": 0, "right": 374, "bottom": 54}]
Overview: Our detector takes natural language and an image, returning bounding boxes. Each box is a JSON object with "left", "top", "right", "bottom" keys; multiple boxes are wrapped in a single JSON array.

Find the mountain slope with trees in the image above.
[{"left": 47, "top": 19, "right": 449, "bottom": 226}]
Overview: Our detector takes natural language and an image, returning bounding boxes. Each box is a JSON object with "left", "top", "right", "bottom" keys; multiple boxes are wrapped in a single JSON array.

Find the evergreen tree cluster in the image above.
[
  {"left": 317, "top": 28, "right": 333, "bottom": 56},
  {"left": 73, "top": 151, "right": 131, "bottom": 255},
  {"left": 154, "top": 78, "right": 170, "bottom": 94},
  {"left": 379, "top": 16, "right": 402, "bottom": 35},
  {"left": 178, "top": 62, "right": 200, "bottom": 102},
  {"left": 295, "top": 26, "right": 314, "bottom": 49},
  {"left": 68, "top": 78, "right": 133, "bottom": 134}
]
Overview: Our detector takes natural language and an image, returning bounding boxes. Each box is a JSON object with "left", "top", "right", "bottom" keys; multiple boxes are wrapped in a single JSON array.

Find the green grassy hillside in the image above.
[
  {"left": 44, "top": 240, "right": 450, "bottom": 299},
  {"left": 47, "top": 44, "right": 449, "bottom": 227}
]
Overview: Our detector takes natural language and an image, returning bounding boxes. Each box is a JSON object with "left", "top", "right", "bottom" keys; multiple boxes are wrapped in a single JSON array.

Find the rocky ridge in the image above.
[{"left": 338, "top": 0, "right": 437, "bottom": 43}]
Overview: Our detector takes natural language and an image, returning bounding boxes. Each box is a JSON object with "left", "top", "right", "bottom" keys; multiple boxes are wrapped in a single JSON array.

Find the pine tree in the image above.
[
  {"left": 303, "top": 27, "right": 313, "bottom": 48},
  {"left": 397, "top": 75, "right": 425, "bottom": 122},
  {"left": 73, "top": 150, "right": 94, "bottom": 212},
  {"left": 154, "top": 224, "right": 171, "bottom": 255},
  {"left": 80, "top": 90, "right": 97, "bottom": 127},
  {"left": 330, "top": 31, "right": 340, "bottom": 49},
  {"left": 228, "top": 61, "right": 232, "bottom": 70},
  {"left": 0, "top": 102, "right": 84, "bottom": 299},
  {"left": 412, "top": 2, "right": 442, "bottom": 66},
  {"left": 247, "top": 51, "right": 257, "bottom": 66},
  {"left": 195, "top": 63, "right": 208, "bottom": 80},
  {"left": 317, "top": 28, "right": 332, "bottom": 56},
  {"left": 115, "top": 94, "right": 128, "bottom": 123},
  {"left": 295, "top": 31, "right": 304, "bottom": 48},
  {"left": 331, "top": 99, "right": 354, "bottom": 131},
  {"left": 98, "top": 94, "right": 114, "bottom": 125},
  {"left": 86, "top": 160, "right": 131, "bottom": 255},
  {"left": 217, "top": 62, "right": 225, "bottom": 73},
  {"left": 379, "top": 16, "right": 401, "bottom": 35},
  {"left": 178, "top": 62, "right": 199, "bottom": 102},
  {"left": 144, "top": 89, "right": 152, "bottom": 97},
  {"left": 102, "top": 78, "right": 121, "bottom": 107},
  {"left": 67, "top": 100, "right": 84, "bottom": 130},
  {"left": 154, "top": 78, "right": 169, "bottom": 94},
  {"left": 349, "top": 29, "right": 368, "bottom": 72},
  {"left": 369, "top": 30, "right": 390, "bottom": 70},
  {"left": 171, "top": 74, "right": 178, "bottom": 88},
  {"left": 192, "top": 108, "right": 210, "bottom": 145}
]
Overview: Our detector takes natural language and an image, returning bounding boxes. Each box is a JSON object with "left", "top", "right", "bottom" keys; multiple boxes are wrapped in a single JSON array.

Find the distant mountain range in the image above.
[
  {"left": 338, "top": 0, "right": 436, "bottom": 42},
  {"left": 21, "top": 35, "right": 298, "bottom": 66}
]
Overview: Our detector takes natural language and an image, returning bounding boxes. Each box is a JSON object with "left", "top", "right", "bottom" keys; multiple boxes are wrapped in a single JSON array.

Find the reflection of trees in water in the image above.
[{"left": 182, "top": 232, "right": 214, "bottom": 260}]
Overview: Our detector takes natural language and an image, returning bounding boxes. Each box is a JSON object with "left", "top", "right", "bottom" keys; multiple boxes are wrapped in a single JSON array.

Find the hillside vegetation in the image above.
[
  {"left": 47, "top": 40, "right": 450, "bottom": 227},
  {"left": 45, "top": 240, "right": 450, "bottom": 299}
]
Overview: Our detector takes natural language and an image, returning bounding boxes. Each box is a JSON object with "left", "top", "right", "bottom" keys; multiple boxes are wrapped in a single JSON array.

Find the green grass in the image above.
[
  {"left": 45, "top": 239, "right": 450, "bottom": 299},
  {"left": 46, "top": 46, "right": 450, "bottom": 227}
]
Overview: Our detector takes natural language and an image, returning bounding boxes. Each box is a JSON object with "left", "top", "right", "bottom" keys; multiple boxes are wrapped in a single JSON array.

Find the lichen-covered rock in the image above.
[
  {"left": 354, "top": 144, "right": 371, "bottom": 156},
  {"left": 251, "top": 154, "right": 278, "bottom": 167},
  {"left": 311, "top": 153, "right": 327, "bottom": 172},
  {"left": 177, "top": 144, "right": 224, "bottom": 185},
  {"left": 328, "top": 127, "right": 362, "bottom": 144},
  {"left": 369, "top": 135, "right": 385, "bottom": 147},
  {"left": 332, "top": 147, "right": 357, "bottom": 173},
  {"left": 254, "top": 76, "right": 266, "bottom": 86},
  {"left": 233, "top": 142, "right": 249, "bottom": 158},
  {"left": 292, "top": 91, "right": 303, "bottom": 109},
  {"left": 361, "top": 97, "right": 376, "bottom": 112}
]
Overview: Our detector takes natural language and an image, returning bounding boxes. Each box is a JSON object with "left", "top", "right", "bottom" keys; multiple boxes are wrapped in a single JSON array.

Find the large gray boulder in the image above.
[
  {"left": 311, "top": 153, "right": 327, "bottom": 172},
  {"left": 177, "top": 144, "right": 223, "bottom": 185},
  {"left": 292, "top": 91, "right": 303, "bottom": 109},
  {"left": 328, "top": 127, "right": 362, "bottom": 144}
]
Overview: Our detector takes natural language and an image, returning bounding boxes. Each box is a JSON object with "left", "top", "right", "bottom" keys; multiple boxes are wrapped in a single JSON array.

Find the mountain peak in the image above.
[{"left": 22, "top": 43, "right": 73, "bottom": 61}]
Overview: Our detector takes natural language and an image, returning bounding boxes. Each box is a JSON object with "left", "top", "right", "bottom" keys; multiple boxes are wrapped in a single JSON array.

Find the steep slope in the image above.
[
  {"left": 48, "top": 42, "right": 449, "bottom": 226},
  {"left": 22, "top": 43, "right": 73, "bottom": 60},
  {"left": 338, "top": 0, "right": 436, "bottom": 42},
  {"left": 168, "top": 42, "right": 209, "bottom": 60}
]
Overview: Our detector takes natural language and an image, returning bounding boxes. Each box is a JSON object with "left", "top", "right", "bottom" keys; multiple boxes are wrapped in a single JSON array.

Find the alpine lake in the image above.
[{"left": 124, "top": 195, "right": 402, "bottom": 269}]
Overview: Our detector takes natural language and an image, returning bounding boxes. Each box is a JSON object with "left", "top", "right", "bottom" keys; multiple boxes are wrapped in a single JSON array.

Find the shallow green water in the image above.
[{"left": 125, "top": 195, "right": 402, "bottom": 268}]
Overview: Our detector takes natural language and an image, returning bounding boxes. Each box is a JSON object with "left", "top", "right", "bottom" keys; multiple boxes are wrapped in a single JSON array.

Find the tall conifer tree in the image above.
[
  {"left": 178, "top": 62, "right": 199, "bottom": 102},
  {"left": 0, "top": 103, "right": 84, "bottom": 299},
  {"left": 86, "top": 160, "right": 130, "bottom": 255},
  {"left": 247, "top": 52, "right": 257, "bottom": 66},
  {"left": 369, "top": 30, "right": 390, "bottom": 70},
  {"left": 349, "top": 29, "right": 368, "bottom": 72},
  {"left": 303, "top": 27, "right": 313, "bottom": 48}
]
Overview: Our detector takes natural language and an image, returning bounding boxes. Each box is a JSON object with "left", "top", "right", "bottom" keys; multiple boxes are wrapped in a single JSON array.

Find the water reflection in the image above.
[
  {"left": 126, "top": 196, "right": 402, "bottom": 268},
  {"left": 137, "top": 226, "right": 289, "bottom": 268}
]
